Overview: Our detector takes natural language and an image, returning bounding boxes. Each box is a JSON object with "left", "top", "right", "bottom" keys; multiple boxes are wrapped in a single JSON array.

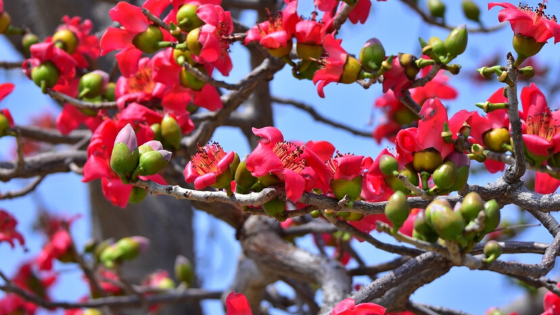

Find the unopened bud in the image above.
[
  {"left": 0, "top": 110, "right": 14, "bottom": 137},
  {"left": 483, "top": 240, "right": 502, "bottom": 263},
  {"left": 263, "top": 198, "right": 286, "bottom": 220},
  {"left": 461, "top": 0, "right": 480, "bottom": 23},
  {"left": 379, "top": 154, "right": 399, "bottom": 176},
  {"left": 175, "top": 255, "right": 194, "bottom": 286},
  {"left": 432, "top": 161, "right": 457, "bottom": 190},
  {"left": 179, "top": 65, "right": 206, "bottom": 91},
  {"left": 398, "top": 53, "right": 420, "bottom": 81},
  {"left": 31, "top": 61, "right": 60, "bottom": 91},
  {"left": 427, "top": 37, "right": 446, "bottom": 58},
  {"left": 139, "top": 140, "right": 164, "bottom": 155},
  {"left": 0, "top": 11, "right": 11, "bottom": 34},
  {"left": 110, "top": 124, "right": 140, "bottom": 175},
  {"left": 385, "top": 191, "right": 410, "bottom": 233},
  {"left": 482, "top": 200, "right": 501, "bottom": 234},
  {"left": 431, "top": 203, "right": 465, "bottom": 241},
  {"left": 461, "top": 192, "right": 484, "bottom": 222},
  {"left": 444, "top": 25, "right": 468, "bottom": 59},
  {"left": 136, "top": 149, "right": 172, "bottom": 176},
  {"left": 129, "top": 186, "right": 148, "bottom": 203},
  {"left": 133, "top": 25, "right": 163, "bottom": 54},
  {"left": 52, "top": 29, "right": 79, "bottom": 55},
  {"left": 151, "top": 123, "right": 163, "bottom": 141},
  {"left": 22, "top": 33, "right": 40, "bottom": 55},
  {"left": 176, "top": 4, "right": 204, "bottom": 33},
  {"left": 79, "top": 71, "right": 109, "bottom": 99},
  {"left": 104, "top": 82, "right": 116, "bottom": 102},
  {"left": 339, "top": 56, "right": 362, "bottom": 84},
  {"left": 116, "top": 236, "right": 150, "bottom": 261},
  {"left": 360, "top": 38, "right": 385, "bottom": 72},
  {"left": 330, "top": 176, "right": 362, "bottom": 207},
  {"left": 161, "top": 115, "right": 182, "bottom": 150},
  {"left": 427, "top": 0, "right": 446, "bottom": 18},
  {"left": 519, "top": 66, "right": 535, "bottom": 78}
]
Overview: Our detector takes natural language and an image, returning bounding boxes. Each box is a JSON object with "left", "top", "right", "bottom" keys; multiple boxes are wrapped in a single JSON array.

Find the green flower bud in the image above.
[
  {"left": 384, "top": 166, "right": 420, "bottom": 194},
  {"left": 359, "top": 38, "right": 385, "bottom": 72},
  {"left": 330, "top": 176, "right": 362, "bottom": 206},
  {"left": 462, "top": 0, "right": 480, "bottom": 22},
  {"left": 427, "top": 37, "right": 446, "bottom": 58},
  {"left": 52, "top": 29, "right": 79, "bottom": 54},
  {"left": 116, "top": 236, "right": 150, "bottom": 261},
  {"left": 342, "top": 212, "right": 364, "bottom": 221},
  {"left": 100, "top": 244, "right": 119, "bottom": 269},
  {"left": 413, "top": 148, "right": 443, "bottom": 173},
  {"left": 0, "top": 113, "right": 10, "bottom": 137},
  {"left": 428, "top": 0, "right": 446, "bottom": 18},
  {"left": 187, "top": 27, "right": 202, "bottom": 56},
  {"left": 235, "top": 160, "right": 258, "bottom": 192},
  {"left": 385, "top": 191, "right": 410, "bottom": 232},
  {"left": 104, "top": 82, "right": 116, "bottom": 102},
  {"left": 179, "top": 65, "right": 206, "bottom": 91},
  {"left": 379, "top": 154, "right": 399, "bottom": 176},
  {"left": 425, "top": 198, "right": 452, "bottom": 228},
  {"left": 512, "top": 33, "right": 545, "bottom": 60},
  {"left": 175, "top": 255, "right": 194, "bottom": 286},
  {"left": 297, "top": 43, "right": 323, "bottom": 61},
  {"left": 31, "top": 61, "right": 60, "bottom": 90},
  {"left": 268, "top": 40, "right": 293, "bottom": 58},
  {"left": 258, "top": 173, "right": 282, "bottom": 187},
  {"left": 482, "top": 200, "right": 501, "bottom": 234},
  {"left": 22, "top": 33, "right": 40, "bottom": 55},
  {"left": 139, "top": 140, "right": 163, "bottom": 155},
  {"left": 310, "top": 210, "right": 321, "bottom": 218},
  {"left": 132, "top": 25, "right": 163, "bottom": 54},
  {"left": 263, "top": 198, "right": 285, "bottom": 219},
  {"left": 136, "top": 149, "right": 172, "bottom": 176},
  {"left": 449, "top": 165, "right": 470, "bottom": 191},
  {"left": 412, "top": 228, "right": 438, "bottom": 243},
  {"left": 94, "top": 239, "right": 113, "bottom": 262},
  {"left": 432, "top": 161, "right": 457, "bottom": 190},
  {"left": 431, "top": 204, "right": 465, "bottom": 241},
  {"left": 79, "top": 71, "right": 108, "bottom": 99},
  {"left": 414, "top": 209, "right": 435, "bottom": 237},
  {"left": 151, "top": 123, "right": 163, "bottom": 142},
  {"left": 340, "top": 56, "right": 362, "bottom": 84},
  {"left": 0, "top": 11, "right": 11, "bottom": 34},
  {"left": 482, "top": 128, "right": 511, "bottom": 152},
  {"left": 461, "top": 192, "right": 484, "bottom": 222},
  {"left": 110, "top": 124, "right": 140, "bottom": 175},
  {"left": 483, "top": 240, "right": 502, "bottom": 263},
  {"left": 292, "top": 60, "right": 320, "bottom": 81},
  {"left": 444, "top": 25, "right": 468, "bottom": 58},
  {"left": 161, "top": 115, "right": 182, "bottom": 150},
  {"left": 393, "top": 108, "right": 417, "bottom": 125},
  {"left": 176, "top": 4, "right": 204, "bottom": 33},
  {"left": 129, "top": 186, "right": 148, "bottom": 204}
]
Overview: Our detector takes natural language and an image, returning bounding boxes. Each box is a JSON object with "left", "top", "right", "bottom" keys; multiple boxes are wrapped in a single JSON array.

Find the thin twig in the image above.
[
  {"left": 0, "top": 176, "right": 44, "bottom": 200},
  {"left": 0, "top": 61, "right": 23, "bottom": 69},
  {"left": 46, "top": 89, "right": 118, "bottom": 110}
]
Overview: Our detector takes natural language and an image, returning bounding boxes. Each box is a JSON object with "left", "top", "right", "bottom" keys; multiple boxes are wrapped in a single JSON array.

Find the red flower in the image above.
[
  {"left": 468, "top": 88, "right": 509, "bottom": 173},
  {"left": 115, "top": 57, "right": 166, "bottom": 110},
  {"left": 23, "top": 42, "right": 77, "bottom": 87},
  {"left": 226, "top": 292, "right": 252, "bottom": 315},
  {"left": 395, "top": 98, "right": 456, "bottom": 166},
  {"left": 543, "top": 284, "right": 560, "bottom": 315},
  {"left": 246, "top": 127, "right": 317, "bottom": 203},
  {"left": 47, "top": 16, "right": 100, "bottom": 68},
  {"left": 313, "top": 34, "right": 353, "bottom": 98},
  {"left": 151, "top": 48, "right": 223, "bottom": 112},
  {"left": 100, "top": 1, "right": 170, "bottom": 77},
  {"left": 316, "top": 0, "right": 373, "bottom": 25},
  {"left": 295, "top": 18, "right": 328, "bottom": 45},
  {"left": 488, "top": 2, "right": 560, "bottom": 43},
  {"left": 326, "top": 154, "right": 368, "bottom": 181},
  {"left": 382, "top": 56, "right": 413, "bottom": 98},
  {"left": 331, "top": 298, "right": 386, "bottom": 315},
  {"left": 0, "top": 209, "right": 25, "bottom": 248},
  {"left": 118, "top": 102, "right": 195, "bottom": 135},
  {"left": 37, "top": 229, "right": 73, "bottom": 270},
  {"left": 163, "top": 0, "right": 222, "bottom": 26},
  {"left": 57, "top": 104, "right": 104, "bottom": 135},
  {"left": 0, "top": 82, "right": 14, "bottom": 102},
  {"left": 184, "top": 142, "right": 236, "bottom": 189},
  {"left": 245, "top": 0, "right": 299, "bottom": 51}
]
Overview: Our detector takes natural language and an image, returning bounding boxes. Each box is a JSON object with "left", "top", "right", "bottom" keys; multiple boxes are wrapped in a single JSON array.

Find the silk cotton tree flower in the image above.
[
  {"left": 47, "top": 16, "right": 100, "bottom": 69},
  {"left": 100, "top": 0, "right": 171, "bottom": 77},
  {"left": 22, "top": 42, "right": 77, "bottom": 93},
  {"left": 115, "top": 57, "right": 166, "bottom": 110},
  {"left": 0, "top": 209, "right": 25, "bottom": 248},
  {"left": 489, "top": 2, "right": 560, "bottom": 66},
  {"left": 313, "top": 34, "right": 363, "bottom": 98},
  {"left": 163, "top": 0, "right": 221, "bottom": 32},
  {"left": 184, "top": 142, "right": 238, "bottom": 193},
  {"left": 315, "top": 0, "right": 374, "bottom": 25},
  {"left": 244, "top": 0, "right": 299, "bottom": 58},
  {"left": 225, "top": 292, "right": 252, "bottom": 315},
  {"left": 330, "top": 298, "right": 386, "bottom": 315}
]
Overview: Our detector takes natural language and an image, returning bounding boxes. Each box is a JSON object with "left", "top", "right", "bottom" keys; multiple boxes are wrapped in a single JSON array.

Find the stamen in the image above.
[{"left": 191, "top": 142, "right": 227, "bottom": 175}]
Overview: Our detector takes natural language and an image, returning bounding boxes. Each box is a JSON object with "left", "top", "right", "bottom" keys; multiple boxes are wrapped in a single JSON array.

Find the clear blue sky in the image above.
[{"left": 1, "top": 0, "right": 560, "bottom": 314}]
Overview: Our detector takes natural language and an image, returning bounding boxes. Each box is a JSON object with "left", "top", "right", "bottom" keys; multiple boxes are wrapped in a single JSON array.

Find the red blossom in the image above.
[
  {"left": 115, "top": 57, "right": 167, "bottom": 110},
  {"left": 226, "top": 292, "right": 252, "bottom": 315},
  {"left": 316, "top": 0, "right": 373, "bottom": 25},
  {"left": 543, "top": 283, "right": 560, "bottom": 315},
  {"left": 488, "top": 2, "right": 560, "bottom": 43},
  {"left": 184, "top": 142, "right": 236, "bottom": 189},
  {"left": 313, "top": 34, "right": 347, "bottom": 98},
  {"left": 331, "top": 298, "right": 386, "bottom": 315},
  {"left": 23, "top": 42, "right": 77, "bottom": 87},
  {"left": 163, "top": 0, "right": 222, "bottom": 26},
  {"left": 245, "top": 0, "right": 299, "bottom": 50},
  {"left": 46, "top": 16, "right": 100, "bottom": 68},
  {"left": 0, "top": 210, "right": 25, "bottom": 248}
]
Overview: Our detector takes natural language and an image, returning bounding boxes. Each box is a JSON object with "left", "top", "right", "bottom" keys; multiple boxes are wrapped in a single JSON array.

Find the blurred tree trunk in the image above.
[{"left": 4, "top": 2, "right": 201, "bottom": 314}]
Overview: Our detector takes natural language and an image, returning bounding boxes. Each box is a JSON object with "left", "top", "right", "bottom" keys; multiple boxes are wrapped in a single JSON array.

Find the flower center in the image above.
[
  {"left": 527, "top": 112, "right": 560, "bottom": 141},
  {"left": 126, "top": 64, "right": 155, "bottom": 94},
  {"left": 191, "top": 142, "right": 227, "bottom": 175},
  {"left": 326, "top": 151, "right": 352, "bottom": 174},
  {"left": 273, "top": 141, "right": 305, "bottom": 172},
  {"left": 518, "top": 1, "right": 557, "bottom": 23},
  {"left": 258, "top": 9, "right": 285, "bottom": 36}
]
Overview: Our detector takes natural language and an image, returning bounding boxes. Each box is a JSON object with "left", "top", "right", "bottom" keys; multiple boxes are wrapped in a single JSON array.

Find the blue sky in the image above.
[{"left": 1, "top": 0, "right": 560, "bottom": 314}]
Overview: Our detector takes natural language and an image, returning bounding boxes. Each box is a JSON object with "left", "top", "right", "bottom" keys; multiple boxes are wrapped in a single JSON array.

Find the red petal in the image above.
[
  {"left": 194, "top": 173, "right": 218, "bottom": 190},
  {"left": 197, "top": 4, "right": 219, "bottom": 27},
  {"left": 142, "top": 0, "right": 170, "bottom": 17},
  {"left": 100, "top": 28, "right": 135, "bottom": 55},
  {"left": 116, "top": 48, "right": 143, "bottom": 78},
  {"left": 332, "top": 298, "right": 356, "bottom": 314},
  {"left": 0, "top": 83, "right": 14, "bottom": 102},
  {"left": 523, "top": 134, "right": 552, "bottom": 158},
  {"left": 119, "top": 103, "right": 163, "bottom": 126},
  {"left": 109, "top": 2, "right": 149, "bottom": 33},
  {"left": 252, "top": 126, "right": 284, "bottom": 144},
  {"left": 484, "top": 159, "right": 505, "bottom": 174},
  {"left": 82, "top": 155, "right": 112, "bottom": 182},
  {"left": 305, "top": 140, "right": 335, "bottom": 161},
  {"left": 57, "top": 104, "right": 87, "bottom": 135},
  {"left": 260, "top": 31, "right": 289, "bottom": 49},
  {"left": 226, "top": 292, "right": 252, "bottom": 315},
  {"left": 102, "top": 178, "right": 133, "bottom": 208},
  {"left": 199, "top": 32, "right": 221, "bottom": 63},
  {"left": 354, "top": 303, "right": 386, "bottom": 315},
  {"left": 417, "top": 98, "right": 448, "bottom": 154},
  {"left": 246, "top": 143, "right": 284, "bottom": 177},
  {"left": 193, "top": 84, "right": 222, "bottom": 111},
  {"left": 535, "top": 172, "right": 560, "bottom": 194},
  {"left": 280, "top": 168, "right": 306, "bottom": 203},
  {"left": 520, "top": 83, "right": 549, "bottom": 120},
  {"left": 162, "top": 85, "right": 192, "bottom": 113}
]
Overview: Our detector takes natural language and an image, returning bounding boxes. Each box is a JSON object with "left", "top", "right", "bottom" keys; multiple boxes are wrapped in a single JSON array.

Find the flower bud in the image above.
[
  {"left": 176, "top": 4, "right": 204, "bottom": 33},
  {"left": 512, "top": 33, "right": 545, "bottom": 60},
  {"left": 151, "top": 123, "right": 163, "bottom": 141},
  {"left": 161, "top": 115, "right": 182, "bottom": 151},
  {"left": 187, "top": 27, "right": 203, "bottom": 56},
  {"left": 297, "top": 43, "right": 323, "bottom": 61},
  {"left": 84, "top": 238, "right": 97, "bottom": 253},
  {"left": 173, "top": 49, "right": 195, "bottom": 66},
  {"left": 268, "top": 40, "right": 293, "bottom": 58},
  {"left": 519, "top": 66, "right": 535, "bottom": 78},
  {"left": 483, "top": 240, "right": 502, "bottom": 263},
  {"left": 413, "top": 228, "right": 438, "bottom": 243},
  {"left": 310, "top": 210, "right": 321, "bottom": 218},
  {"left": 384, "top": 166, "right": 419, "bottom": 194},
  {"left": 175, "top": 255, "right": 194, "bottom": 286},
  {"left": 379, "top": 154, "right": 399, "bottom": 176},
  {"left": 482, "top": 128, "right": 510, "bottom": 152},
  {"left": 235, "top": 160, "right": 258, "bottom": 193},
  {"left": 413, "top": 148, "right": 442, "bottom": 173},
  {"left": 133, "top": 25, "right": 163, "bottom": 54},
  {"left": 425, "top": 198, "right": 451, "bottom": 227},
  {"left": 340, "top": 56, "right": 362, "bottom": 84},
  {"left": 398, "top": 53, "right": 420, "bottom": 81},
  {"left": 258, "top": 173, "right": 282, "bottom": 187},
  {"left": 482, "top": 200, "right": 501, "bottom": 234},
  {"left": 83, "top": 309, "right": 102, "bottom": 315},
  {"left": 136, "top": 149, "right": 172, "bottom": 176},
  {"left": 111, "top": 124, "right": 140, "bottom": 175},
  {"left": 104, "top": 82, "right": 116, "bottom": 102},
  {"left": 0, "top": 110, "right": 13, "bottom": 137},
  {"left": 413, "top": 210, "right": 439, "bottom": 243},
  {"left": 0, "top": 11, "right": 11, "bottom": 34},
  {"left": 385, "top": 191, "right": 410, "bottom": 232},
  {"left": 22, "top": 33, "right": 40, "bottom": 55},
  {"left": 462, "top": 0, "right": 480, "bottom": 22},
  {"left": 263, "top": 198, "right": 285, "bottom": 219},
  {"left": 431, "top": 204, "right": 465, "bottom": 241},
  {"left": 179, "top": 65, "right": 206, "bottom": 91},
  {"left": 330, "top": 176, "right": 362, "bottom": 207},
  {"left": 444, "top": 25, "right": 468, "bottom": 58},
  {"left": 343, "top": 212, "right": 364, "bottom": 221},
  {"left": 359, "top": 38, "right": 385, "bottom": 72},
  {"left": 100, "top": 244, "right": 119, "bottom": 268},
  {"left": 427, "top": 37, "right": 446, "bottom": 58},
  {"left": 94, "top": 238, "right": 113, "bottom": 262},
  {"left": 79, "top": 71, "right": 109, "bottom": 99},
  {"left": 432, "top": 160, "right": 457, "bottom": 190},
  {"left": 31, "top": 61, "right": 60, "bottom": 90},
  {"left": 427, "top": 0, "right": 446, "bottom": 18},
  {"left": 446, "top": 152, "right": 470, "bottom": 191},
  {"left": 460, "top": 192, "right": 484, "bottom": 222},
  {"left": 116, "top": 236, "right": 150, "bottom": 261},
  {"left": 139, "top": 140, "right": 163, "bottom": 155},
  {"left": 129, "top": 186, "right": 148, "bottom": 204},
  {"left": 52, "top": 29, "right": 79, "bottom": 55}
]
